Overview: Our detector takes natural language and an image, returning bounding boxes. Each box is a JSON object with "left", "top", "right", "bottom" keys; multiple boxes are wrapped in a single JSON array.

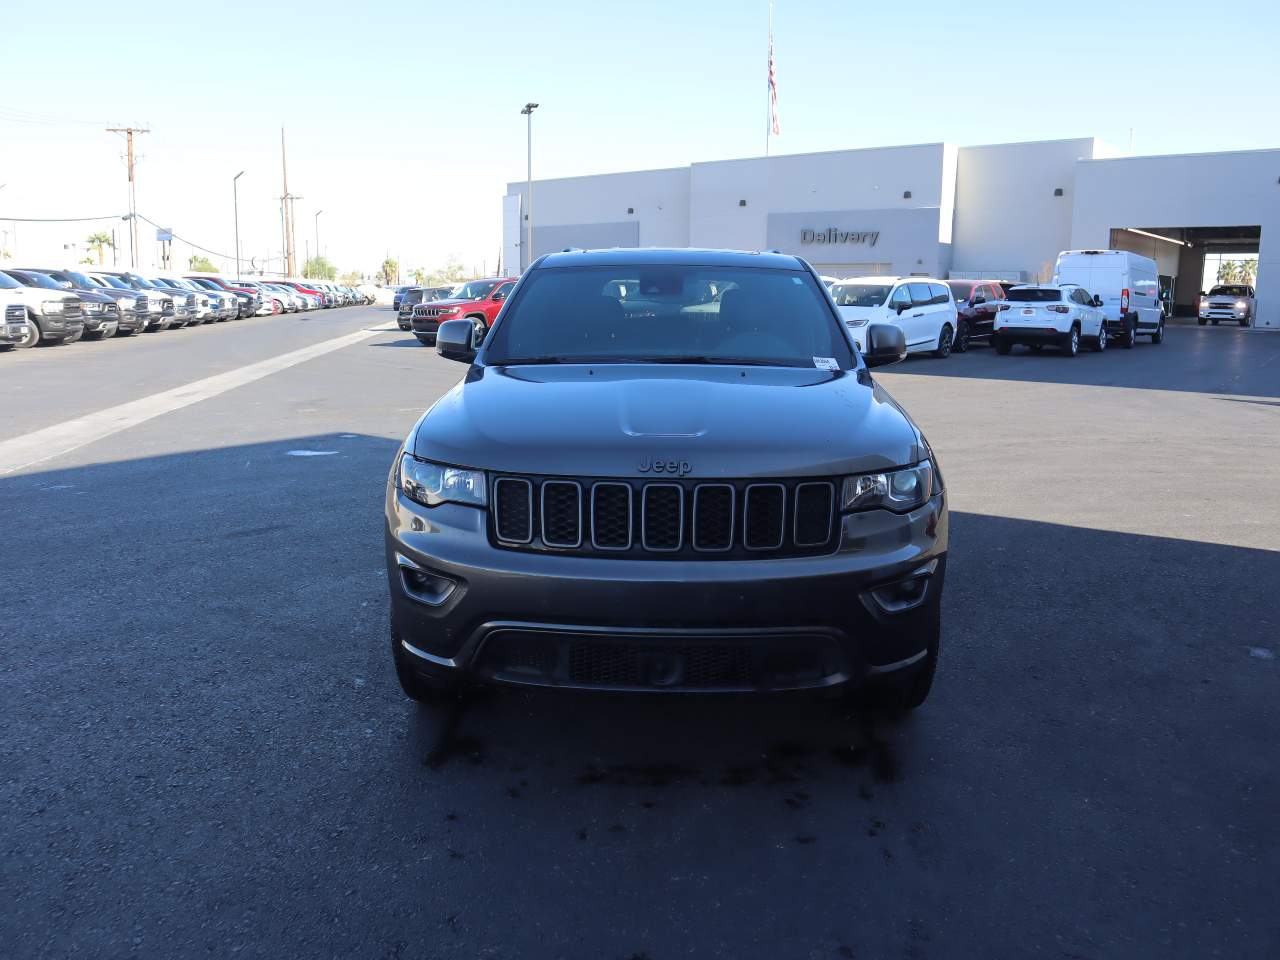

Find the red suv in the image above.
[{"left": 410, "top": 277, "right": 517, "bottom": 346}]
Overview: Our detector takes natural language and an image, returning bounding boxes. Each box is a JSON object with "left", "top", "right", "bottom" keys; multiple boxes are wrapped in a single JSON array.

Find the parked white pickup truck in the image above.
[{"left": 1199, "top": 284, "right": 1255, "bottom": 326}]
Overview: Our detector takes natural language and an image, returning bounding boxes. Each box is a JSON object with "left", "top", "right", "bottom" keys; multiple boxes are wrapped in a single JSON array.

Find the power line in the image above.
[
  {"left": 0, "top": 214, "right": 125, "bottom": 222},
  {"left": 134, "top": 214, "right": 236, "bottom": 261},
  {"left": 0, "top": 106, "right": 108, "bottom": 127}
]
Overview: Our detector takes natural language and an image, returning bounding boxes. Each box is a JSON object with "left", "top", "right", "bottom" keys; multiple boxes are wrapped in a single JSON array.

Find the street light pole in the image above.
[
  {"left": 233, "top": 171, "right": 245, "bottom": 280},
  {"left": 314, "top": 210, "right": 323, "bottom": 273},
  {"left": 521, "top": 102, "right": 539, "bottom": 270}
]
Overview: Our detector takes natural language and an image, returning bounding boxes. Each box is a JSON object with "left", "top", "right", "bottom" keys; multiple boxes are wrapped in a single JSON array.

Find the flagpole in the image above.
[{"left": 766, "top": 0, "right": 773, "bottom": 158}]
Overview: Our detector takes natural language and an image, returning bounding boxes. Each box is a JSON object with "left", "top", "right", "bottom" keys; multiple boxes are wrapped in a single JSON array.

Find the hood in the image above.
[
  {"left": 6, "top": 286, "right": 74, "bottom": 304},
  {"left": 421, "top": 296, "right": 480, "bottom": 309},
  {"left": 413, "top": 364, "right": 920, "bottom": 479}
]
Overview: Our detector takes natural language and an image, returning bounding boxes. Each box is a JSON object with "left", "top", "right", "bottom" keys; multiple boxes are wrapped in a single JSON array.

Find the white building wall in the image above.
[
  {"left": 505, "top": 167, "right": 689, "bottom": 268},
  {"left": 1071, "top": 149, "right": 1280, "bottom": 328},
  {"left": 952, "top": 138, "right": 1103, "bottom": 282},
  {"left": 690, "top": 143, "right": 953, "bottom": 276}
]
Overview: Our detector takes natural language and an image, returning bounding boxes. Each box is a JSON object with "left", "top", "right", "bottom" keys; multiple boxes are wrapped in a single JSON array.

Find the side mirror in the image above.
[
  {"left": 436, "top": 319, "right": 479, "bottom": 364},
  {"left": 970, "top": 295, "right": 983, "bottom": 306},
  {"left": 895, "top": 301, "right": 911, "bottom": 315},
  {"left": 1092, "top": 295, "right": 1104, "bottom": 307},
  {"left": 863, "top": 322, "right": 907, "bottom": 368}
]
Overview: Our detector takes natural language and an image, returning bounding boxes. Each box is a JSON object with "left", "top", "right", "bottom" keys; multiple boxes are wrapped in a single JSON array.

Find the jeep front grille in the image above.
[
  {"left": 490, "top": 475, "right": 838, "bottom": 560},
  {"left": 6, "top": 304, "right": 26, "bottom": 323}
]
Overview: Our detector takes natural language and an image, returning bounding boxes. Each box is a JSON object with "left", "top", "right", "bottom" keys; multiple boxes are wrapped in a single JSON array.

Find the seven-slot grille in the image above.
[
  {"left": 5, "top": 304, "right": 24, "bottom": 323},
  {"left": 491, "top": 475, "right": 838, "bottom": 559}
]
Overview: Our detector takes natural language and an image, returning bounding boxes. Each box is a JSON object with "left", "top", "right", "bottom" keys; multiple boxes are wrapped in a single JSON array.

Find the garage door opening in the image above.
[{"left": 1109, "top": 225, "right": 1261, "bottom": 321}]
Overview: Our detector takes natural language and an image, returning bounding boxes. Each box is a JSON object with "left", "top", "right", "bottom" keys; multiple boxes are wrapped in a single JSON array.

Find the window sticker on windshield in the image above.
[{"left": 813, "top": 357, "right": 839, "bottom": 370}]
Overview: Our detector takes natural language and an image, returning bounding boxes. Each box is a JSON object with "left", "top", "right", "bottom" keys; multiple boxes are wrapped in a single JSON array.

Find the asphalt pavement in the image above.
[{"left": 3, "top": 313, "right": 1277, "bottom": 959}]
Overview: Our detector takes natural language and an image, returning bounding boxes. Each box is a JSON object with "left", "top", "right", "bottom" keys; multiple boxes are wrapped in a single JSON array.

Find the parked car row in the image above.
[
  {"left": 394, "top": 278, "right": 519, "bottom": 345},
  {"left": 0, "top": 269, "right": 372, "bottom": 351},
  {"left": 824, "top": 249, "right": 1167, "bottom": 361}
]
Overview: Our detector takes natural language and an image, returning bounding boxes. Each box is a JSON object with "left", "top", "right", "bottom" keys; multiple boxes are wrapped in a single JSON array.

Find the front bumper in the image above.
[
  {"left": 386, "top": 482, "right": 947, "bottom": 694},
  {"left": 2, "top": 321, "right": 28, "bottom": 344}
]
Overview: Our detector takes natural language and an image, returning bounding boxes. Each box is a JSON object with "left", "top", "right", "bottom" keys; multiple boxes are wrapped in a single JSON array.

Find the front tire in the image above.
[
  {"left": 1198, "top": 317, "right": 1207, "bottom": 326},
  {"left": 1062, "top": 325, "right": 1080, "bottom": 357},
  {"left": 933, "top": 323, "right": 953, "bottom": 359},
  {"left": 16, "top": 320, "right": 41, "bottom": 349},
  {"left": 1151, "top": 320, "right": 1165, "bottom": 344},
  {"left": 1092, "top": 323, "right": 1108, "bottom": 352},
  {"left": 953, "top": 319, "right": 970, "bottom": 353},
  {"left": 994, "top": 336, "right": 1012, "bottom": 355}
]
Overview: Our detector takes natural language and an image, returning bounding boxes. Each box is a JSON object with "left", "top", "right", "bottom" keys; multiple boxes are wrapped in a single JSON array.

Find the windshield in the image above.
[
  {"left": 14, "top": 271, "right": 63, "bottom": 290},
  {"left": 63, "top": 271, "right": 96, "bottom": 288},
  {"left": 485, "top": 264, "right": 853, "bottom": 368},
  {"left": 452, "top": 280, "right": 499, "bottom": 301},
  {"left": 0, "top": 271, "right": 20, "bottom": 290},
  {"left": 403, "top": 289, "right": 425, "bottom": 305},
  {"left": 94, "top": 274, "right": 130, "bottom": 290},
  {"left": 1208, "top": 285, "right": 1250, "bottom": 297},
  {"left": 1007, "top": 288, "right": 1063, "bottom": 302},
  {"left": 830, "top": 283, "right": 891, "bottom": 308}
]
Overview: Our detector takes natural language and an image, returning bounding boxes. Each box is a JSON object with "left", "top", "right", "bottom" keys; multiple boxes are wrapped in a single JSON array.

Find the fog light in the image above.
[
  {"left": 397, "top": 554, "right": 458, "bottom": 606},
  {"left": 868, "top": 561, "right": 937, "bottom": 614}
]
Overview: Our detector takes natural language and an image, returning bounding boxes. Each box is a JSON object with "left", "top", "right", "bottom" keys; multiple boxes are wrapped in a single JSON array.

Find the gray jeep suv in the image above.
[{"left": 385, "top": 249, "right": 948, "bottom": 708}]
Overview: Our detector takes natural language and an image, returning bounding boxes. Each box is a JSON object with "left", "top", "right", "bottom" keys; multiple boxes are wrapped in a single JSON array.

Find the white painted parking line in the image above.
[{"left": 0, "top": 323, "right": 396, "bottom": 476}]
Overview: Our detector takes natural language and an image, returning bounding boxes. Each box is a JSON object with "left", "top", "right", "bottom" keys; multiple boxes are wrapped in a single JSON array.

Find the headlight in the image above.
[
  {"left": 842, "top": 460, "right": 936, "bottom": 513},
  {"left": 1236, "top": 300, "right": 1247, "bottom": 309},
  {"left": 147, "top": 300, "right": 161, "bottom": 312},
  {"left": 84, "top": 301, "right": 102, "bottom": 312},
  {"left": 846, "top": 317, "right": 869, "bottom": 327},
  {"left": 41, "top": 300, "right": 65, "bottom": 314},
  {"left": 398, "top": 454, "right": 487, "bottom": 508},
  {"left": 441, "top": 307, "right": 461, "bottom": 315}
]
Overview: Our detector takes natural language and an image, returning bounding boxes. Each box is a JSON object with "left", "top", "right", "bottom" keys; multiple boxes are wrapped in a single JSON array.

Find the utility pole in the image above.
[
  {"left": 107, "top": 125, "right": 150, "bottom": 268},
  {"left": 233, "top": 171, "right": 244, "bottom": 280},
  {"left": 521, "top": 103, "right": 538, "bottom": 270},
  {"left": 280, "top": 128, "right": 302, "bottom": 277}
]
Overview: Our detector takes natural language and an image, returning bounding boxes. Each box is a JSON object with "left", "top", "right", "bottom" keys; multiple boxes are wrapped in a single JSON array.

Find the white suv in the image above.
[
  {"left": 992, "top": 284, "right": 1107, "bottom": 357},
  {"left": 830, "top": 276, "right": 959, "bottom": 358}
]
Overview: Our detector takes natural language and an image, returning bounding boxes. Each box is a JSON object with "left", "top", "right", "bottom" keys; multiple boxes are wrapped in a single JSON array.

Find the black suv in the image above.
[{"left": 386, "top": 249, "right": 948, "bottom": 708}]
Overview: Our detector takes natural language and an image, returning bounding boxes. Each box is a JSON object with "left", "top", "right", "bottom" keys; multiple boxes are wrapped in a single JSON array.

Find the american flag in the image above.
[{"left": 768, "top": 31, "right": 780, "bottom": 136}]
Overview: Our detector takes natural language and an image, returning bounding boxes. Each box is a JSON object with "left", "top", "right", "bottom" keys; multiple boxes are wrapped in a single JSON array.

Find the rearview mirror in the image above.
[
  {"left": 863, "top": 322, "right": 907, "bottom": 368},
  {"left": 436, "top": 319, "right": 479, "bottom": 364}
]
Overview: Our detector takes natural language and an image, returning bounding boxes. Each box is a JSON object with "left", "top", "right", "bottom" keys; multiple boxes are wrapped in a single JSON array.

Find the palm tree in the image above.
[{"left": 86, "top": 232, "right": 114, "bottom": 266}]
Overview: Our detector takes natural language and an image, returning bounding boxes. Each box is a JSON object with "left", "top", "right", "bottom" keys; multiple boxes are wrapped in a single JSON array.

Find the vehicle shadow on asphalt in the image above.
[
  {"left": 5, "top": 437, "right": 1278, "bottom": 958},
  {"left": 368, "top": 338, "right": 427, "bottom": 349},
  {"left": 878, "top": 327, "right": 1280, "bottom": 398}
]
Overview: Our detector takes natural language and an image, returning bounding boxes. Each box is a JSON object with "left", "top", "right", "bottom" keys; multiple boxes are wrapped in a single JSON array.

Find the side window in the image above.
[
  {"left": 907, "top": 283, "right": 933, "bottom": 307},
  {"left": 990, "top": 284, "right": 1006, "bottom": 301},
  {"left": 493, "top": 283, "right": 512, "bottom": 302},
  {"left": 889, "top": 285, "right": 912, "bottom": 311},
  {"left": 930, "top": 283, "right": 949, "bottom": 305}
]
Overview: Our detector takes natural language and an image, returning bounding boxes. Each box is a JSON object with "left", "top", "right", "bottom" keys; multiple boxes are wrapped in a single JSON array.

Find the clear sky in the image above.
[{"left": 3, "top": 0, "right": 1278, "bottom": 278}]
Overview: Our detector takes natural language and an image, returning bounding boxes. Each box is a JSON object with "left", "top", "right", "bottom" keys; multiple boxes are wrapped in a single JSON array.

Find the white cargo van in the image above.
[{"left": 1053, "top": 250, "right": 1163, "bottom": 347}]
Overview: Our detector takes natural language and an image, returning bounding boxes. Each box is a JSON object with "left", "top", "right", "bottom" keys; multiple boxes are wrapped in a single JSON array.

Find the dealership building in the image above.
[{"left": 502, "top": 137, "right": 1278, "bottom": 329}]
